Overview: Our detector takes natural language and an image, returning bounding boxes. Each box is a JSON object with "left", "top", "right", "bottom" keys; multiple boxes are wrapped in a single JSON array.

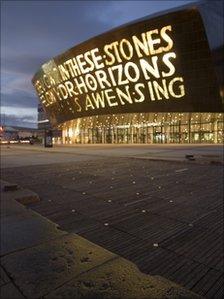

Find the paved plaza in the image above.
[{"left": 1, "top": 144, "right": 223, "bottom": 298}]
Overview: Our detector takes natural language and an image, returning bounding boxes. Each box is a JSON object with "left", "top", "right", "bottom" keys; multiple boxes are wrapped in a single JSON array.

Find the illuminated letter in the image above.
[
  {"left": 116, "top": 86, "right": 133, "bottom": 105},
  {"left": 111, "top": 42, "right": 122, "bottom": 63},
  {"left": 111, "top": 65, "right": 129, "bottom": 85},
  {"left": 85, "top": 95, "right": 95, "bottom": 110},
  {"left": 134, "top": 83, "right": 145, "bottom": 102},
  {"left": 91, "top": 91, "right": 105, "bottom": 108},
  {"left": 105, "top": 89, "right": 118, "bottom": 107},
  {"left": 74, "top": 76, "right": 88, "bottom": 94},
  {"left": 70, "top": 58, "right": 82, "bottom": 76},
  {"left": 119, "top": 39, "right": 134, "bottom": 60},
  {"left": 57, "top": 84, "right": 68, "bottom": 99},
  {"left": 45, "top": 91, "right": 56, "bottom": 104},
  {"left": 65, "top": 81, "right": 78, "bottom": 97},
  {"left": 40, "top": 94, "right": 47, "bottom": 106},
  {"left": 43, "top": 74, "right": 52, "bottom": 89},
  {"left": 85, "top": 74, "right": 98, "bottom": 91},
  {"left": 95, "top": 70, "right": 111, "bottom": 89},
  {"left": 35, "top": 80, "right": 45, "bottom": 95},
  {"left": 146, "top": 29, "right": 163, "bottom": 55},
  {"left": 162, "top": 52, "right": 176, "bottom": 77},
  {"left": 104, "top": 44, "right": 116, "bottom": 66},
  {"left": 161, "top": 25, "right": 173, "bottom": 52},
  {"left": 65, "top": 59, "right": 81, "bottom": 77},
  {"left": 76, "top": 54, "right": 88, "bottom": 74},
  {"left": 168, "top": 77, "right": 185, "bottom": 98},
  {"left": 91, "top": 48, "right": 105, "bottom": 69},
  {"left": 148, "top": 81, "right": 156, "bottom": 101},
  {"left": 132, "top": 33, "right": 149, "bottom": 58},
  {"left": 84, "top": 51, "right": 95, "bottom": 72},
  {"left": 140, "top": 56, "right": 160, "bottom": 79},
  {"left": 124, "top": 62, "right": 140, "bottom": 82},
  {"left": 153, "top": 79, "right": 169, "bottom": 100},
  {"left": 74, "top": 98, "right": 82, "bottom": 112},
  {"left": 58, "top": 65, "right": 71, "bottom": 80},
  {"left": 107, "top": 67, "right": 117, "bottom": 86}
]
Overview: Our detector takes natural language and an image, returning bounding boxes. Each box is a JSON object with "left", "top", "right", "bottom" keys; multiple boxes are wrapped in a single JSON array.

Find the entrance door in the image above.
[
  {"left": 153, "top": 126, "right": 164, "bottom": 143},
  {"left": 169, "top": 124, "right": 180, "bottom": 143}
]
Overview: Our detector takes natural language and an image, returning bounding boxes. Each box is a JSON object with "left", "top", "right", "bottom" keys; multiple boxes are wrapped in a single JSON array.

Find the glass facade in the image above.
[{"left": 59, "top": 113, "right": 224, "bottom": 144}]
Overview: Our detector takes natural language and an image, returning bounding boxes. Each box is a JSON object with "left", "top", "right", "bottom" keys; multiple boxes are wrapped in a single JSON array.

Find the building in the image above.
[
  {"left": 37, "top": 103, "right": 51, "bottom": 130},
  {"left": 35, "top": 0, "right": 224, "bottom": 145},
  {"left": 37, "top": 103, "right": 62, "bottom": 144},
  {"left": 0, "top": 126, "right": 39, "bottom": 143}
]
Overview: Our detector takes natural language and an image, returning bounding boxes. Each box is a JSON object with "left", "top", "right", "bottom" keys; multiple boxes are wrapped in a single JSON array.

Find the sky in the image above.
[{"left": 1, "top": 0, "right": 199, "bottom": 128}]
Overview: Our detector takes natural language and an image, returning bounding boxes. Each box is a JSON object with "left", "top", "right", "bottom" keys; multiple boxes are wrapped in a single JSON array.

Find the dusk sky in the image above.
[{"left": 1, "top": 0, "right": 199, "bottom": 128}]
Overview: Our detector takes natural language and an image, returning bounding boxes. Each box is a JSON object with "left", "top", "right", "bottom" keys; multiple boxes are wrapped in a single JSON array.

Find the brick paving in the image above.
[{"left": 2, "top": 158, "right": 223, "bottom": 298}]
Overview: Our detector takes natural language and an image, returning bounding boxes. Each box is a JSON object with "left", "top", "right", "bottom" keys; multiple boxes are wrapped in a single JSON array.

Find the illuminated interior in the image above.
[{"left": 55, "top": 112, "right": 223, "bottom": 144}]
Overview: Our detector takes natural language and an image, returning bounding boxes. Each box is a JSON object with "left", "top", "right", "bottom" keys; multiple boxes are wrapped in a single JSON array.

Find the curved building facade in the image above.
[
  {"left": 34, "top": 1, "right": 224, "bottom": 144},
  {"left": 60, "top": 112, "right": 223, "bottom": 144}
]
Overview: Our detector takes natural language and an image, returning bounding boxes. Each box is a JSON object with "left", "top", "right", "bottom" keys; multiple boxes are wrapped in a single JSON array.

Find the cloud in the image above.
[
  {"left": 1, "top": 91, "right": 38, "bottom": 109},
  {"left": 1, "top": 1, "right": 123, "bottom": 118},
  {"left": 1, "top": 0, "right": 199, "bottom": 128},
  {"left": 2, "top": 70, "right": 33, "bottom": 95},
  {"left": 1, "top": 114, "right": 37, "bottom": 128},
  {"left": 1, "top": 106, "right": 37, "bottom": 128},
  {"left": 1, "top": 69, "right": 38, "bottom": 110},
  {"left": 0, "top": 112, "right": 37, "bottom": 128},
  {"left": 2, "top": 54, "right": 51, "bottom": 76},
  {"left": 1, "top": 106, "right": 37, "bottom": 117}
]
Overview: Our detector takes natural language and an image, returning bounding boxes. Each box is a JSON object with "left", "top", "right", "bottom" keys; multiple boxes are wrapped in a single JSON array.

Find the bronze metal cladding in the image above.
[{"left": 32, "top": 8, "right": 223, "bottom": 127}]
